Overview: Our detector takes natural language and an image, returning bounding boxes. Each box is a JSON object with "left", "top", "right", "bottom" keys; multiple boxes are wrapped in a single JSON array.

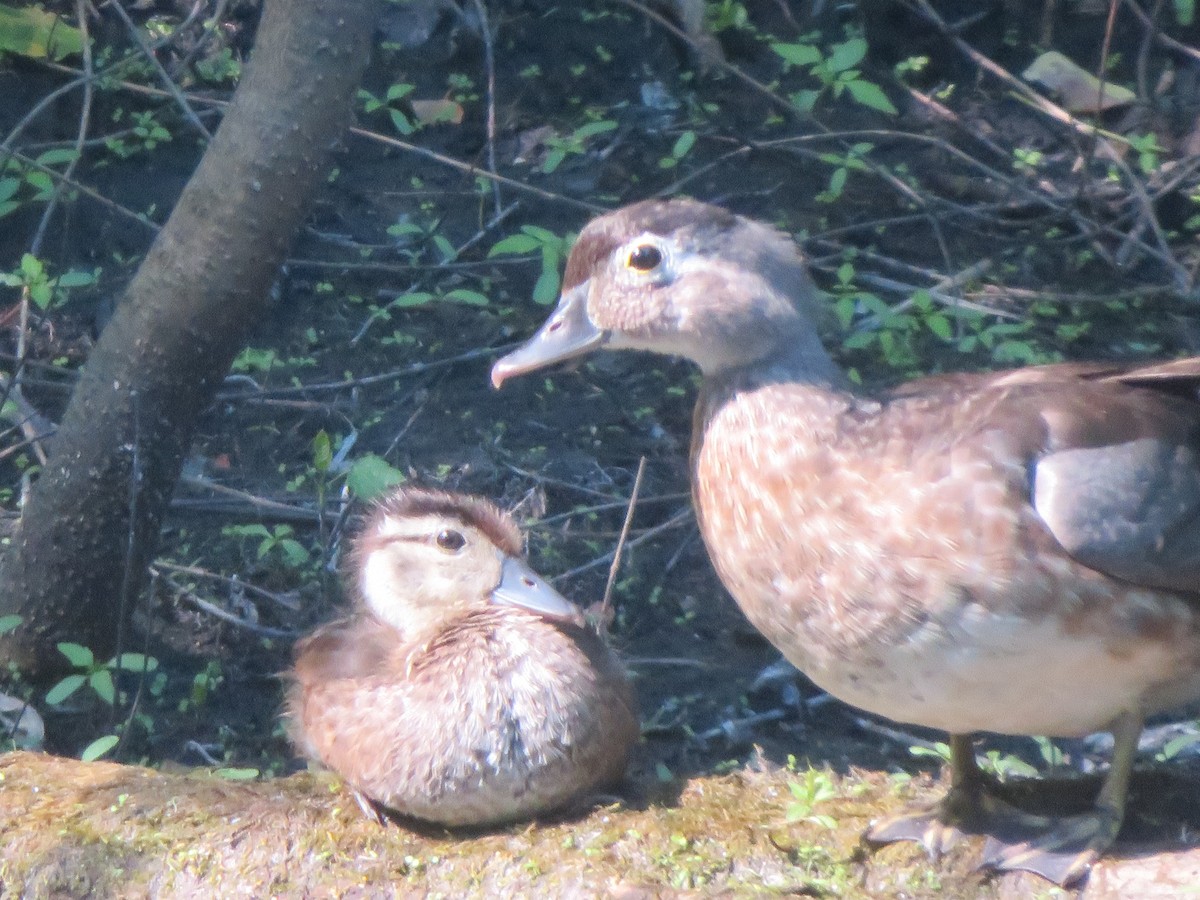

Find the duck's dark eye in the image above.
[
  {"left": 628, "top": 244, "right": 662, "bottom": 272},
  {"left": 435, "top": 529, "right": 466, "bottom": 552}
]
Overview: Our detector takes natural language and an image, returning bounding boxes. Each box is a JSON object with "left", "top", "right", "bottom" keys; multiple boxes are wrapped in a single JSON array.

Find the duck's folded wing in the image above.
[{"left": 1031, "top": 367, "right": 1200, "bottom": 595}]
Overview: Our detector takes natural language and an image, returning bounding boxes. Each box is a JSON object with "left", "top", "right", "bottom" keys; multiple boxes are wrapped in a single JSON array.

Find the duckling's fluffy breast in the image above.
[{"left": 287, "top": 607, "right": 637, "bottom": 827}]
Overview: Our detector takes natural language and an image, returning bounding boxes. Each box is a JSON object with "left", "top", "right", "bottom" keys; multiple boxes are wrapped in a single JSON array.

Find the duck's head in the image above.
[
  {"left": 492, "top": 198, "right": 835, "bottom": 386},
  {"left": 349, "top": 486, "right": 583, "bottom": 639}
]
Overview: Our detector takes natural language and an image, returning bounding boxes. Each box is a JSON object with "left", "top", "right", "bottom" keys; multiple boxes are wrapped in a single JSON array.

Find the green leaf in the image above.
[
  {"left": 520, "top": 225, "right": 561, "bottom": 244},
  {"left": 0, "top": 614, "right": 20, "bottom": 635},
  {"left": 442, "top": 288, "right": 489, "bottom": 306},
  {"left": 384, "top": 82, "right": 415, "bottom": 102},
  {"left": 81, "top": 734, "right": 120, "bottom": 762},
  {"left": 57, "top": 641, "right": 93, "bottom": 668},
  {"left": 789, "top": 89, "right": 820, "bottom": 114},
  {"left": 0, "top": 177, "right": 18, "bottom": 203},
  {"left": 20, "top": 253, "right": 44, "bottom": 279},
  {"left": 532, "top": 267, "right": 560, "bottom": 305},
  {"left": 35, "top": 147, "right": 79, "bottom": 166},
  {"left": 572, "top": 119, "right": 617, "bottom": 140},
  {"left": 0, "top": 3, "right": 86, "bottom": 61},
  {"left": 29, "top": 282, "right": 52, "bottom": 309},
  {"left": 826, "top": 38, "right": 867, "bottom": 73},
  {"left": 671, "top": 130, "right": 696, "bottom": 159},
  {"left": 541, "top": 148, "right": 567, "bottom": 174},
  {"left": 347, "top": 455, "right": 405, "bottom": 500},
  {"left": 488, "top": 233, "right": 542, "bottom": 256},
  {"left": 926, "top": 314, "right": 952, "bottom": 341},
  {"left": 387, "top": 109, "right": 415, "bottom": 135},
  {"left": 213, "top": 767, "right": 260, "bottom": 780},
  {"left": 45, "top": 673, "right": 86, "bottom": 705},
  {"left": 89, "top": 669, "right": 115, "bottom": 704},
  {"left": 1174, "top": 0, "right": 1195, "bottom": 24},
  {"left": 311, "top": 430, "right": 333, "bottom": 473},
  {"left": 845, "top": 79, "right": 898, "bottom": 115},
  {"left": 389, "top": 291, "right": 434, "bottom": 308},
  {"left": 771, "top": 42, "right": 822, "bottom": 67},
  {"left": 110, "top": 653, "right": 158, "bottom": 673},
  {"left": 278, "top": 539, "right": 310, "bottom": 567},
  {"left": 54, "top": 270, "right": 94, "bottom": 288}
]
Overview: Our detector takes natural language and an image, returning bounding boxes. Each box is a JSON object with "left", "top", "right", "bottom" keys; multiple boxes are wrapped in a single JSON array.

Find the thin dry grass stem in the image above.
[
  {"left": 154, "top": 567, "right": 297, "bottom": 638},
  {"left": 467, "top": 0, "right": 502, "bottom": 218},
  {"left": 175, "top": 474, "right": 330, "bottom": 524},
  {"left": 600, "top": 456, "right": 646, "bottom": 621},
  {"left": 551, "top": 507, "right": 693, "bottom": 583},
  {"left": 152, "top": 560, "right": 302, "bottom": 611}
]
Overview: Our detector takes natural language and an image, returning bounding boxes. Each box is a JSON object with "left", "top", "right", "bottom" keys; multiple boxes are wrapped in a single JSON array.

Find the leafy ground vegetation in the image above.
[{"left": 2, "top": 0, "right": 1200, "bottom": 894}]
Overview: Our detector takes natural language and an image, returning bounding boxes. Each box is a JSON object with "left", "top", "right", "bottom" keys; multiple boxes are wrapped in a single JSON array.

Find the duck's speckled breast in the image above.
[{"left": 691, "top": 380, "right": 1198, "bottom": 736}]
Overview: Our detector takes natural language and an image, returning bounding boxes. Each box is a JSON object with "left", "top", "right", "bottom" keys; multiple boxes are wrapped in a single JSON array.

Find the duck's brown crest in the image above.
[
  {"left": 561, "top": 198, "right": 739, "bottom": 291},
  {"left": 350, "top": 486, "right": 523, "bottom": 570}
]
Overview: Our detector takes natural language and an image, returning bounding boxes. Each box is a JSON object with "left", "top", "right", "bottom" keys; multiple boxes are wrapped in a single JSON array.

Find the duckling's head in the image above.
[
  {"left": 492, "top": 198, "right": 835, "bottom": 385},
  {"left": 349, "top": 487, "right": 583, "bottom": 640}
]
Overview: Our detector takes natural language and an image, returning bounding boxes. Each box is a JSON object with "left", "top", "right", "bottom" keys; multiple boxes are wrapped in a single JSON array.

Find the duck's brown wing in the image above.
[
  {"left": 1020, "top": 359, "right": 1200, "bottom": 595},
  {"left": 886, "top": 357, "right": 1200, "bottom": 596}
]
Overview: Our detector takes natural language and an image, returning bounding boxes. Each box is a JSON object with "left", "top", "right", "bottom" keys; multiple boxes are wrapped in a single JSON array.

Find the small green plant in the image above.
[
  {"left": 223, "top": 523, "right": 310, "bottom": 568},
  {"left": 772, "top": 36, "right": 897, "bottom": 116},
  {"left": 539, "top": 119, "right": 618, "bottom": 174},
  {"left": 104, "top": 109, "right": 173, "bottom": 158},
  {"left": 359, "top": 83, "right": 419, "bottom": 135},
  {"left": 784, "top": 761, "right": 837, "bottom": 827},
  {"left": 45, "top": 643, "right": 159, "bottom": 708},
  {"left": 1012, "top": 146, "right": 1044, "bottom": 173},
  {"left": 1156, "top": 729, "right": 1200, "bottom": 762},
  {"left": 0, "top": 614, "right": 20, "bottom": 635},
  {"left": 0, "top": 253, "right": 96, "bottom": 311},
  {"left": 814, "top": 142, "right": 873, "bottom": 203},
  {"left": 659, "top": 131, "right": 696, "bottom": 169},
  {"left": 180, "top": 660, "right": 225, "bottom": 714},
  {"left": 489, "top": 225, "right": 575, "bottom": 303}
]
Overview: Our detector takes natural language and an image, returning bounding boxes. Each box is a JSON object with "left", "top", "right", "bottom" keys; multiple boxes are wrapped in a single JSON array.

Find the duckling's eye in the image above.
[
  {"left": 435, "top": 529, "right": 466, "bottom": 552},
  {"left": 627, "top": 244, "right": 662, "bottom": 272}
]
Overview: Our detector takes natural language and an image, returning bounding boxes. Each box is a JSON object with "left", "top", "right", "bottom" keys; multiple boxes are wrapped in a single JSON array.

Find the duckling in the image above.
[
  {"left": 491, "top": 198, "right": 1200, "bottom": 884},
  {"left": 286, "top": 486, "right": 638, "bottom": 827}
]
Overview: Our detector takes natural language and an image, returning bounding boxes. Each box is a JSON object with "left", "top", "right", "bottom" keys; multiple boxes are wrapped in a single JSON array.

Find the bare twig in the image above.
[
  {"left": 600, "top": 456, "right": 646, "bottom": 619},
  {"left": 467, "top": 0, "right": 502, "bottom": 217}
]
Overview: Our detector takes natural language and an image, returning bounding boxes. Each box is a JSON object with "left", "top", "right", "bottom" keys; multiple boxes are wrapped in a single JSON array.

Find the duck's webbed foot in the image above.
[
  {"left": 866, "top": 764, "right": 1029, "bottom": 859},
  {"left": 867, "top": 716, "right": 1139, "bottom": 887},
  {"left": 977, "top": 802, "right": 1121, "bottom": 886}
]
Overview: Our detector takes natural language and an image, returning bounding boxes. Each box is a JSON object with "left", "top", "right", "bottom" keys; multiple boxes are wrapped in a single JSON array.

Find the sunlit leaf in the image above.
[
  {"left": 347, "top": 455, "right": 405, "bottom": 500},
  {"left": 81, "top": 734, "right": 120, "bottom": 761},
  {"left": 45, "top": 673, "right": 86, "bottom": 705},
  {"left": 0, "top": 4, "right": 86, "bottom": 61}
]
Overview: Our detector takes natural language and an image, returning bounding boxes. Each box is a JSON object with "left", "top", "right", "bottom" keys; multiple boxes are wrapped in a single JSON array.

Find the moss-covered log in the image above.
[{"left": 1, "top": 751, "right": 1197, "bottom": 898}]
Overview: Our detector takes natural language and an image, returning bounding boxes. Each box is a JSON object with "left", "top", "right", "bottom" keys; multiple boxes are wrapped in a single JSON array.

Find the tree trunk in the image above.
[{"left": 0, "top": 0, "right": 379, "bottom": 675}]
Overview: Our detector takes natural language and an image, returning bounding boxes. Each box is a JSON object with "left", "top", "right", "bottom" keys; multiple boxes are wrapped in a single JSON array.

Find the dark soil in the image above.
[{"left": 3, "top": 0, "right": 1200, "bottom": 881}]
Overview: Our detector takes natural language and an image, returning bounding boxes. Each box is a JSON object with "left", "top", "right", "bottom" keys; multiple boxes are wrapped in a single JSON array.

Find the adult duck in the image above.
[
  {"left": 491, "top": 198, "right": 1200, "bottom": 884},
  {"left": 287, "top": 486, "right": 638, "bottom": 827}
]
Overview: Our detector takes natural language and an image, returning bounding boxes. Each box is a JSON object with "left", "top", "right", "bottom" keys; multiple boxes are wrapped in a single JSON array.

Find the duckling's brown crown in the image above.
[{"left": 346, "top": 487, "right": 523, "bottom": 594}]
